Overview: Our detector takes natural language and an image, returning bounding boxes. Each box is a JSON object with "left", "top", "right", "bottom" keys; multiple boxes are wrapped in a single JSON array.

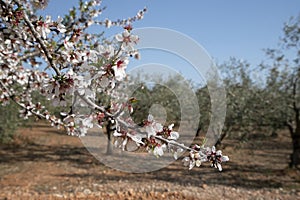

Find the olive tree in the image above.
[{"left": 262, "top": 15, "right": 300, "bottom": 168}]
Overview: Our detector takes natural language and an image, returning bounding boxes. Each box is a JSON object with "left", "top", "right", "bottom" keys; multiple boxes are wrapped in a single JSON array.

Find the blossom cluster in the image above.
[
  {"left": 0, "top": 0, "right": 229, "bottom": 171},
  {"left": 182, "top": 145, "right": 229, "bottom": 171}
]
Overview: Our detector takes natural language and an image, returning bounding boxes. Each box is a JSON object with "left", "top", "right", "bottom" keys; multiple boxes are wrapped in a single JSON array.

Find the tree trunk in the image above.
[
  {"left": 215, "top": 126, "right": 232, "bottom": 147},
  {"left": 106, "top": 120, "right": 114, "bottom": 155},
  {"left": 215, "top": 132, "right": 227, "bottom": 147},
  {"left": 196, "top": 126, "right": 201, "bottom": 137},
  {"left": 289, "top": 109, "right": 300, "bottom": 168},
  {"left": 290, "top": 132, "right": 300, "bottom": 169},
  {"left": 289, "top": 76, "right": 300, "bottom": 169}
]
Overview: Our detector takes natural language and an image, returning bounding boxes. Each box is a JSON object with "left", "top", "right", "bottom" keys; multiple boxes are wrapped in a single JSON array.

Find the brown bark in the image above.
[
  {"left": 290, "top": 109, "right": 300, "bottom": 168},
  {"left": 289, "top": 77, "right": 300, "bottom": 168},
  {"left": 106, "top": 120, "right": 114, "bottom": 155}
]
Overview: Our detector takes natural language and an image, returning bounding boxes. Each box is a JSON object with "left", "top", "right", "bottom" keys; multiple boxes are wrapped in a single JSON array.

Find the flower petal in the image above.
[{"left": 221, "top": 156, "right": 229, "bottom": 162}]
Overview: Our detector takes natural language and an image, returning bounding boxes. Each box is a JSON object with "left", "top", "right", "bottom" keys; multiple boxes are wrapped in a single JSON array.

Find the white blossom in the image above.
[
  {"left": 153, "top": 144, "right": 167, "bottom": 157},
  {"left": 97, "top": 45, "right": 114, "bottom": 59},
  {"left": 56, "top": 16, "right": 66, "bottom": 33},
  {"left": 36, "top": 15, "right": 51, "bottom": 39},
  {"left": 115, "top": 30, "right": 139, "bottom": 51},
  {"left": 128, "top": 133, "right": 145, "bottom": 146},
  {"left": 168, "top": 131, "right": 179, "bottom": 140},
  {"left": 112, "top": 57, "right": 129, "bottom": 81}
]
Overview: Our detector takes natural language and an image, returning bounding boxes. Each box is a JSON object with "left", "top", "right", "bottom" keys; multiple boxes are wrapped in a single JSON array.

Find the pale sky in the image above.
[{"left": 41, "top": 0, "right": 300, "bottom": 83}]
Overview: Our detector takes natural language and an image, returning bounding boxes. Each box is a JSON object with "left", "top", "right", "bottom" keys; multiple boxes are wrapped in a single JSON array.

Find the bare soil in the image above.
[{"left": 0, "top": 123, "right": 299, "bottom": 200}]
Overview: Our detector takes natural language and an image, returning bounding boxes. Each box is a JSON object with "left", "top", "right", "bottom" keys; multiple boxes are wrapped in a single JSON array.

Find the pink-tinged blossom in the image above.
[
  {"left": 0, "top": 89, "right": 10, "bottom": 106},
  {"left": 36, "top": 16, "right": 51, "bottom": 39},
  {"left": 97, "top": 45, "right": 114, "bottom": 59},
  {"left": 145, "top": 124, "right": 158, "bottom": 138},
  {"left": 128, "top": 132, "right": 145, "bottom": 146},
  {"left": 112, "top": 57, "right": 129, "bottom": 81},
  {"left": 19, "top": 103, "right": 33, "bottom": 120},
  {"left": 63, "top": 37, "right": 74, "bottom": 50},
  {"left": 63, "top": 114, "right": 94, "bottom": 136},
  {"left": 182, "top": 156, "right": 197, "bottom": 170},
  {"left": 182, "top": 149, "right": 208, "bottom": 170},
  {"left": 168, "top": 131, "right": 179, "bottom": 140},
  {"left": 136, "top": 9, "right": 146, "bottom": 20},
  {"left": 44, "top": 73, "right": 75, "bottom": 106},
  {"left": 153, "top": 144, "right": 167, "bottom": 157},
  {"left": 16, "top": 69, "right": 29, "bottom": 86},
  {"left": 115, "top": 30, "right": 139, "bottom": 51},
  {"left": 206, "top": 146, "right": 229, "bottom": 171},
  {"left": 168, "top": 144, "right": 183, "bottom": 160},
  {"left": 144, "top": 115, "right": 164, "bottom": 138},
  {"left": 56, "top": 16, "right": 66, "bottom": 33}
]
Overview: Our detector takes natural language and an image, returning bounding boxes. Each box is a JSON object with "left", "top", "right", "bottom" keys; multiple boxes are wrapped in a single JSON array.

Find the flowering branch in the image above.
[
  {"left": 74, "top": 90, "right": 110, "bottom": 116},
  {"left": 12, "top": 0, "right": 61, "bottom": 76},
  {"left": 0, "top": 0, "right": 229, "bottom": 171},
  {"left": 0, "top": 79, "right": 65, "bottom": 128}
]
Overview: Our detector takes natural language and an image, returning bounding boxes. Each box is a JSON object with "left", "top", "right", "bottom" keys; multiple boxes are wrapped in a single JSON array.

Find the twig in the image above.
[
  {"left": 74, "top": 90, "right": 112, "bottom": 117},
  {"left": 0, "top": 80, "right": 64, "bottom": 127},
  {"left": 12, "top": 0, "right": 61, "bottom": 76}
]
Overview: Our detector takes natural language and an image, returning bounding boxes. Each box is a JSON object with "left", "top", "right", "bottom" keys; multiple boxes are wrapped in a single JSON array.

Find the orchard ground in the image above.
[{"left": 0, "top": 123, "right": 299, "bottom": 200}]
